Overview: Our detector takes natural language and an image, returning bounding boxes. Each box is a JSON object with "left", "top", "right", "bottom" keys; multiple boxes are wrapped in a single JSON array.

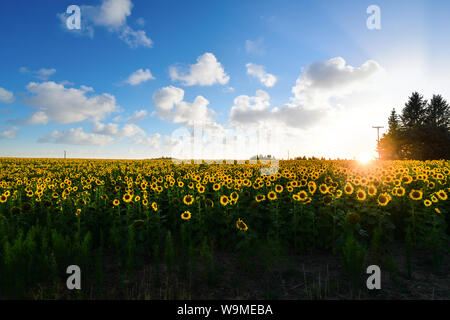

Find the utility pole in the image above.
[
  {"left": 372, "top": 126, "right": 384, "bottom": 159},
  {"left": 64, "top": 151, "right": 66, "bottom": 159}
]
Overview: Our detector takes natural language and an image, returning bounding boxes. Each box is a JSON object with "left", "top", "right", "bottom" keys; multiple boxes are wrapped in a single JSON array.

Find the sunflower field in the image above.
[{"left": 0, "top": 158, "right": 449, "bottom": 298}]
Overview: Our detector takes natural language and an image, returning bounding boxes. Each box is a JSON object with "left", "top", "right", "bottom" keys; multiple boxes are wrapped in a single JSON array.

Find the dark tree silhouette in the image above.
[{"left": 379, "top": 92, "right": 450, "bottom": 160}]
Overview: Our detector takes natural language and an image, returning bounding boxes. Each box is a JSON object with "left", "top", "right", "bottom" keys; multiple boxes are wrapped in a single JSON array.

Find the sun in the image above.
[{"left": 357, "top": 152, "right": 374, "bottom": 165}]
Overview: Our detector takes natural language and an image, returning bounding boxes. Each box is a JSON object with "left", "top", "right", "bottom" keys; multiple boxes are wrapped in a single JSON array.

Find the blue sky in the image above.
[{"left": 1, "top": 0, "right": 450, "bottom": 159}]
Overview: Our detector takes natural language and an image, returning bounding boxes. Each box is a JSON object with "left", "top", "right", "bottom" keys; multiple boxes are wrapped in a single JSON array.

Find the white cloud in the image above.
[
  {"left": 231, "top": 57, "right": 383, "bottom": 132},
  {"left": 246, "top": 63, "right": 277, "bottom": 87},
  {"left": 229, "top": 90, "right": 271, "bottom": 125},
  {"left": 125, "top": 68, "right": 154, "bottom": 85},
  {"left": 0, "top": 87, "right": 14, "bottom": 104},
  {"left": 121, "top": 123, "right": 145, "bottom": 137},
  {"left": 27, "top": 111, "right": 49, "bottom": 125},
  {"left": 119, "top": 26, "right": 153, "bottom": 48},
  {"left": 127, "top": 109, "right": 148, "bottom": 122},
  {"left": 92, "top": 0, "right": 132, "bottom": 28},
  {"left": 20, "top": 67, "right": 56, "bottom": 80},
  {"left": 133, "top": 133, "right": 161, "bottom": 148},
  {"left": 169, "top": 53, "right": 229, "bottom": 86},
  {"left": 153, "top": 86, "right": 216, "bottom": 126},
  {"left": 58, "top": 0, "right": 152, "bottom": 48},
  {"left": 0, "top": 127, "right": 18, "bottom": 139},
  {"left": 245, "top": 38, "right": 265, "bottom": 55},
  {"left": 292, "top": 57, "right": 382, "bottom": 106},
  {"left": 24, "top": 81, "right": 118, "bottom": 124},
  {"left": 91, "top": 122, "right": 120, "bottom": 136},
  {"left": 38, "top": 127, "right": 115, "bottom": 146},
  {"left": 152, "top": 86, "right": 184, "bottom": 114}
]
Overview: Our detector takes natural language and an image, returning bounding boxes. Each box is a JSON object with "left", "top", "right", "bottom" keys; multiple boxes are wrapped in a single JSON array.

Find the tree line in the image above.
[{"left": 378, "top": 92, "right": 450, "bottom": 160}]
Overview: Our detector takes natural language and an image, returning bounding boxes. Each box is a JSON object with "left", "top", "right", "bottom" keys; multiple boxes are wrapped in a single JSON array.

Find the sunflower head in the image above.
[
  {"left": 236, "top": 218, "right": 248, "bottom": 231},
  {"left": 409, "top": 189, "right": 423, "bottom": 201},
  {"left": 181, "top": 210, "right": 192, "bottom": 220},
  {"left": 267, "top": 191, "right": 277, "bottom": 201}
]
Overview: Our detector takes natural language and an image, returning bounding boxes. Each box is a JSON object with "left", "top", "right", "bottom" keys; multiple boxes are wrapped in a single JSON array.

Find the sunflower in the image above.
[
  {"left": 308, "top": 181, "right": 317, "bottom": 194},
  {"left": 344, "top": 182, "right": 354, "bottom": 195},
  {"left": 423, "top": 199, "right": 432, "bottom": 207},
  {"left": 123, "top": 193, "right": 133, "bottom": 203},
  {"left": 367, "top": 185, "right": 377, "bottom": 196},
  {"left": 75, "top": 209, "right": 81, "bottom": 216},
  {"left": 205, "top": 198, "right": 214, "bottom": 208},
  {"left": 377, "top": 193, "right": 391, "bottom": 206},
  {"left": 220, "top": 195, "right": 229, "bottom": 206},
  {"left": 230, "top": 191, "right": 239, "bottom": 201},
  {"left": 319, "top": 184, "right": 328, "bottom": 194},
  {"left": 134, "top": 195, "right": 141, "bottom": 202},
  {"left": 255, "top": 194, "right": 265, "bottom": 202},
  {"left": 323, "top": 195, "right": 333, "bottom": 205},
  {"left": 355, "top": 189, "right": 367, "bottom": 201},
  {"left": 275, "top": 184, "right": 284, "bottom": 193},
  {"left": 267, "top": 191, "right": 277, "bottom": 201},
  {"left": 335, "top": 189, "right": 343, "bottom": 198},
  {"left": 151, "top": 202, "right": 158, "bottom": 211},
  {"left": 436, "top": 190, "right": 448, "bottom": 201},
  {"left": 213, "top": 183, "right": 221, "bottom": 191},
  {"left": 409, "top": 189, "right": 423, "bottom": 201},
  {"left": 236, "top": 218, "right": 248, "bottom": 231},
  {"left": 181, "top": 210, "right": 192, "bottom": 220},
  {"left": 183, "top": 194, "right": 194, "bottom": 205},
  {"left": 396, "top": 186, "right": 406, "bottom": 197},
  {"left": 297, "top": 190, "right": 308, "bottom": 201},
  {"left": 435, "top": 208, "right": 441, "bottom": 214},
  {"left": 197, "top": 185, "right": 206, "bottom": 193},
  {"left": 113, "top": 199, "right": 120, "bottom": 206},
  {"left": 142, "top": 199, "right": 148, "bottom": 206},
  {"left": 0, "top": 195, "right": 7, "bottom": 203}
]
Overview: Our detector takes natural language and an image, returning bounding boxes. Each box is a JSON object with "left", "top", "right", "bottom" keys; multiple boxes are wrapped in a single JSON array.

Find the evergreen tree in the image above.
[
  {"left": 425, "top": 94, "right": 450, "bottom": 129},
  {"left": 400, "top": 92, "right": 427, "bottom": 129},
  {"left": 387, "top": 108, "right": 400, "bottom": 134}
]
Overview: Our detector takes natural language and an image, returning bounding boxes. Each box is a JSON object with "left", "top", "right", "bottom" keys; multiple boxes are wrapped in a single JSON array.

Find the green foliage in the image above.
[{"left": 341, "top": 232, "right": 367, "bottom": 287}]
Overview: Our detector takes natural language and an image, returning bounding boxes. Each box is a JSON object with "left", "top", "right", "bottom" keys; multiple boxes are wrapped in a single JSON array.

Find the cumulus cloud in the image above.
[
  {"left": 231, "top": 57, "right": 382, "bottom": 130},
  {"left": 0, "top": 87, "right": 14, "bottom": 104},
  {"left": 121, "top": 123, "right": 145, "bottom": 137},
  {"left": 229, "top": 90, "right": 271, "bottom": 125},
  {"left": 119, "top": 26, "right": 153, "bottom": 48},
  {"left": 0, "top": 127, "right": 18, "bottom": 139},
  {"left": 292, "top": 57, "right": 382, "bottom": 105},
  {"left": 133, "top": 133, "right": 161, "bottom": 148},
  {"left": 91, "top": 122, "right": 120, "bottom": 136},
  {"left": 169, "top": 53, "right": 230, "bottom": 86},
  {"left": 127, "top": 109, "right": 148, "bottom": 122},
  {"left": 125, "top": 68, "right": 154, "bottom": 85},
  {"left": 246, "top": 63, "right": 277, "bottom": 87},
  {"left": 152, "top": 86, "right": 184, "bottom": 114},
  {"left": 24, "top": 81, "right": 118, "bottom": 124},
  {"left": 153, "top": 86, "right": 216, "bottom": 126},
  {"left": 38, "top": 127, "right": 115, "bottom": 146},
  {"left": 58, "top": 0, "right": 152, "bottom": 48},
  {"left": 229, "top": 90, "right": 322, "bottom": 130},
  {"left": 91, "top": 122, "right": 145, "bottom": 139}
]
